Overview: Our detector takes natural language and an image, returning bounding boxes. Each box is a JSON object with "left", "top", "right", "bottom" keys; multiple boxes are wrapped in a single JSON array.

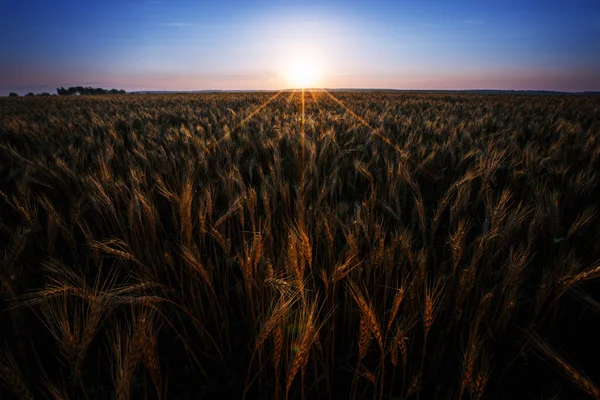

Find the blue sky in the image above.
[{"left": 1, "top": 0, "right": 599, "bottom": 94}]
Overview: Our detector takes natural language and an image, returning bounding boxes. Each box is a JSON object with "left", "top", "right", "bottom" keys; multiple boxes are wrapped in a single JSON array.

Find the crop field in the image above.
[{"left": 1, "top": 91, "right": 599, "bottom": 400}]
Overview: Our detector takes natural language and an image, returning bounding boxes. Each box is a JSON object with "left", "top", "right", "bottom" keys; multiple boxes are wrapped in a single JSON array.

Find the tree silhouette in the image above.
[{"left": 56, "top": 86, "right": 126, "bottom": 96}]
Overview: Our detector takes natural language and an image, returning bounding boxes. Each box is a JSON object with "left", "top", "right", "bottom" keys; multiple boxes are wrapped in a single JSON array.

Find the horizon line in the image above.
[
  {"left": 5, "top": 87, "right": 600, "bottom": 96},
  {"left": 83, "top": 87, "right": 600, "bottom": 94}
]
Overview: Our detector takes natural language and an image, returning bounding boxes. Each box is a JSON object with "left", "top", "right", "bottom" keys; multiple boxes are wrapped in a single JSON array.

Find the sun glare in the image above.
[{"left": 286, "top": 57, "right": 320, "bottom": 88}]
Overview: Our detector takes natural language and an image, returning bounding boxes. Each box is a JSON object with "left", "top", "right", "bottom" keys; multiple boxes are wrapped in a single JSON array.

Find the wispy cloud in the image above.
[
  {"left": 463, "top": 19, "right": 485, "bottom": 25},
  {"left": 158, "top": 22, "right": 194, "bottom": 28}
]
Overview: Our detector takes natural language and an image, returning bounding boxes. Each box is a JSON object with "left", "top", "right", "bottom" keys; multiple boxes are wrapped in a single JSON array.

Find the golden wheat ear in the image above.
[
  {"left": 347, "top": 281, "right": 383, "bottom": 351},
  {"left": 285, "top": 299, "right": 320, "bottom": 395}
]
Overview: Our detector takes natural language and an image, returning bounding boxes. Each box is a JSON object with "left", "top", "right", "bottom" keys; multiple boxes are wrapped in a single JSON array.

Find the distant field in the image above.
[{"left": 1, "top": 92, "right": 599, "bottom": 399}]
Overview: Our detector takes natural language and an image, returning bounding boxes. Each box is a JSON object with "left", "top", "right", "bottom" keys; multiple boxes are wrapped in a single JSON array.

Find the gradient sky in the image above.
[{"left": 1, "top": 0, "right": 599, "bottom": 94}]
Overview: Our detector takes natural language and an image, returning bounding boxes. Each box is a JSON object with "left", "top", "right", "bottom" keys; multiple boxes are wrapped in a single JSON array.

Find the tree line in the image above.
[
  {"left": 57, "top": 87, "right": 126, "bottom": 95},
  {"left": 9, "top": 92, "right": 52, "bottom": 97},
  {"left": 8, "top": 87, "right": 126, "bottom": 97}
]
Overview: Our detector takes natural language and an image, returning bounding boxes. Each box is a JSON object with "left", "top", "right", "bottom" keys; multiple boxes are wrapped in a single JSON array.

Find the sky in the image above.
[{"left": 1, "top": 0, "right": 599, "bottom": 94}]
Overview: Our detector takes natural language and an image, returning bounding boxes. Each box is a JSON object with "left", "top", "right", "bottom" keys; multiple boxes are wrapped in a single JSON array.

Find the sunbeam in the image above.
[
  {"left": 215, "top": 89, "right": 285, "bottom": 145},
  {"left": 309, "top": 90, "right": 322, "bottom": 114},
  {"left": 233, "top": 90, "right": 285, "bottom": 132},
  {"left": 287, "top": 89, "right": 297, "bottom": 103},
  {"left": 318, "top": 89, "right": 408, "bottom": 158}
]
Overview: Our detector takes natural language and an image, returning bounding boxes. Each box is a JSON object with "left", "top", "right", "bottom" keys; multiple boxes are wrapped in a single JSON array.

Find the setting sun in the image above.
[{"left": 285, "top": 57, "right": 320, "bottom": 88}]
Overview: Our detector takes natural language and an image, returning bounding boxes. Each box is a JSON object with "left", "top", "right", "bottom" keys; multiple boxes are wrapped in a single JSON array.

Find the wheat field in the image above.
[{"left": 1, "top": 91, "right": 599, "bottom": 399}]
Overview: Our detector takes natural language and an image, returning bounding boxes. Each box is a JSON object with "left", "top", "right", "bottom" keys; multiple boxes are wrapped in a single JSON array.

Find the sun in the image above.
[{"left": 285, "top": 57, "right": 320, "bottom": 88}]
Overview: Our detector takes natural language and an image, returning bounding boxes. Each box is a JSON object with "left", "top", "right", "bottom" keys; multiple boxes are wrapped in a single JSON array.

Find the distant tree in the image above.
[
  {"left": 39, "top": 92, "right": 51, "bottom": 96},
  {"left": 8, "top": 92, "right": 18, "bottom": 97},
  {"left": 55, "top": 86, "right": 126, "bottom": 96},
  {"left": 26, "top": 92, "right": 35, "bottom": 97}
]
